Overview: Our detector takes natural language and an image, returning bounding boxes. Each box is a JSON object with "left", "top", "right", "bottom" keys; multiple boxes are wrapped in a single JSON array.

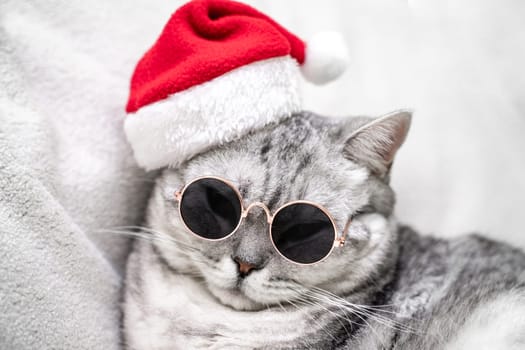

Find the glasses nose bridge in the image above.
[{"left": 241, "top": 202, "right": 272, "bottom": 224}]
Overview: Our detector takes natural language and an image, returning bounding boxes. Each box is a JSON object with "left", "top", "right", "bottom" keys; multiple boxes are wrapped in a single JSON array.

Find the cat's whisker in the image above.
[
  {"left": 292, "top": 283, "right": 419, "bottom": 334},
  {"left": 303, "top": 290, "right": 388, "bottom": 349},
  {"left": 284, "top": 284, "right": 370, "bottom": 340},
  {"left": 109, "top": 225, "right": 189, "bottom": 243},
  {"left": 297, "top": 293, "right": 370, "bottom": 332},
  {"left": 94, "top": 229, "right": 179, "bottom": 247},
  {"left": 95, "top": 229, "right": 216, "bottom": 269},
  {"left": 294, "top": 287, "right": 396, "bottom": 343},
  {"left": 304, "top": 289, "right": 419, "bottom": 335},
  {"left": 308, "top": 287, "right": 402, "bottom": 318},
  {"left": 286, "top": 298, "right": 335, "bottom": 347},
  {"left": 310, "top": 286, "right": 398, "bottom": 312},
  {"left": 294, "top": 295, "right": 354, "bottom": 337},
  {"left": 98, "top": 226, "right": 202, "bottom": 253},
  {"left": 276, "top": 301, "right": 288, "bottom": 313},
  {"left": 272, "top": 281, "right": 406, "bottom": 337}
]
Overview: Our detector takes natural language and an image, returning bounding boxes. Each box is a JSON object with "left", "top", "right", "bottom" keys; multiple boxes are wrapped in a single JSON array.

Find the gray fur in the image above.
[{"left": 123, "top": 112, "right": 525, "bottom": 349}]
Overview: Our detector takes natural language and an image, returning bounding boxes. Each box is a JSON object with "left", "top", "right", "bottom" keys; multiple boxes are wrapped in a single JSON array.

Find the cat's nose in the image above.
[{"left": 232, "top": 256, "right": 262, "bottom": 278}]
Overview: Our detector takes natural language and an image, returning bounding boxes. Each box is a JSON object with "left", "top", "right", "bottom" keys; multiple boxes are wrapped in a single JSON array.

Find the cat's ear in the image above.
[{"left": 343, "top": 110, "right": 412, "bottom": 176}]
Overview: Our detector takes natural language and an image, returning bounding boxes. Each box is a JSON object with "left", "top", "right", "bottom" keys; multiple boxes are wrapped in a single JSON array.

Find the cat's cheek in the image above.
[{"left": 200, "top": 256, "right": 237, "bottom": 290}]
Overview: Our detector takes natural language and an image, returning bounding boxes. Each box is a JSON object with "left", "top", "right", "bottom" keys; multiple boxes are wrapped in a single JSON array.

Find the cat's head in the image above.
[{"left": 147, "top": 111, "right": 411, "bottom": 310}]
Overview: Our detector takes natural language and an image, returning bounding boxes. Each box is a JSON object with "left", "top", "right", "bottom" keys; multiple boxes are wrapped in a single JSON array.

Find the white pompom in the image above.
[{"left": 301, "top": 31, "right": 349, "bottom": 85}]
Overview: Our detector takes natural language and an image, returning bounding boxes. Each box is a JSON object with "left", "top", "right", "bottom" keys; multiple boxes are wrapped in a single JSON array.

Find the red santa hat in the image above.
[{"left": 125, "top": 0, "right": 349, "bottom": 170}]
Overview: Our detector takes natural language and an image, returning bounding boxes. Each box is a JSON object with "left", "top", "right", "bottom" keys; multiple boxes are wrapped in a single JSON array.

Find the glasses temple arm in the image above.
[{"left": 335, "top": 218, "right": 352, "bottom": 247}]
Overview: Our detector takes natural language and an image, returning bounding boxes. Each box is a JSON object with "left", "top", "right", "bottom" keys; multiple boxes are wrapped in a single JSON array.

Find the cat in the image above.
[{"left": 122, "top": 111, "right": 525, "bottom": 349}]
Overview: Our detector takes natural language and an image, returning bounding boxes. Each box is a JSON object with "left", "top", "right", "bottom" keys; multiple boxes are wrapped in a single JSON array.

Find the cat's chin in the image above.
[{"left": 207, "top": 284, "right": 266, "bottom": 311}]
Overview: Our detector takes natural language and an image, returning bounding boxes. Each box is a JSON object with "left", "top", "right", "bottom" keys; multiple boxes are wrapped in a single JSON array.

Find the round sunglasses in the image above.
[{"left": 174, "top": 176, "right": 350, "bottom": 265}]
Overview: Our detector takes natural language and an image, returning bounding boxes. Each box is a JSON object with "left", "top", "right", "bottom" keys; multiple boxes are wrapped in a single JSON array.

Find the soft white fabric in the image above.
[
  {"left": 0, "top": 0, "right": 174, "bottom": 348},
  {"left": 1, "top": 0, "right": 524, "bottom": 349},
  {"left": 125, "top": 57, "right": 301, "bottom": 170},
  {"left": 301, "top": 31, "right": 350, "bottom": 85}
]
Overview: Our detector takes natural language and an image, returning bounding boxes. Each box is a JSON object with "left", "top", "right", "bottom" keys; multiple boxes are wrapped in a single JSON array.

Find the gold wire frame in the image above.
[{"left": 174, "top": 176, "right": 350, "bottom": 265}]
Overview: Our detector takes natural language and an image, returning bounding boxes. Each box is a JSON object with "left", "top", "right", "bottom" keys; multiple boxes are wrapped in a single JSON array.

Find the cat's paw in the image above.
[{"left": 347, "top": 213, "right": 391, "bottom": 251}]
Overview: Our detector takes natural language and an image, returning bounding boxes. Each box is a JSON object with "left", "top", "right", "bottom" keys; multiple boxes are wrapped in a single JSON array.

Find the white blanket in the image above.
[{"left": 1, "top": 0, "right": 524, "bottom": 349}]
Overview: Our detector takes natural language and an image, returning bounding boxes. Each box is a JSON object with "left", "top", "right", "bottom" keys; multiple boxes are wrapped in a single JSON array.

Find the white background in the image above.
[{"left": 249, "top": 0, "right": 525, "bottom": 247}]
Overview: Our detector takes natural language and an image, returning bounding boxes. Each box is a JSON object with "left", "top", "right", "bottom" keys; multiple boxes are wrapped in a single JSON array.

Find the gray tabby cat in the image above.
[{"left": 123, "top": 111, "right": 525, "bottom": 349}]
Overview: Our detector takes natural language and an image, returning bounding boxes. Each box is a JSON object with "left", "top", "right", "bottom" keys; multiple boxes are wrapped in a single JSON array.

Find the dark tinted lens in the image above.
[
  {"left": 180, "top": 178, "right": 242, "bottom": 239},
  {"left": 271, "top": 203, "right": 335, "bottom": 264}
]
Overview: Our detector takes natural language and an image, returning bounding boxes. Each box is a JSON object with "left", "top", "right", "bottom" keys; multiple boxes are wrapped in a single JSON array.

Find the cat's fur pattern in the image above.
[{"left": 123, "top": 112, "right": 525, "bottom": 349}]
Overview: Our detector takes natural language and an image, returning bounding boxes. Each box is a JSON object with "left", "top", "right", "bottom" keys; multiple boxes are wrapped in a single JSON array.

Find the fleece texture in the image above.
[
  {"left": 125, "top": 57, "right": 301, "bottom": 170},
  {"left": 126, "top": 0, "right": 305, "bottom": 113},
  {"left": 0, "top": 0, "right": 161, "bottom": 348},
  {"left": 1, "top": 0, "right": 525, "bottom": 349}
]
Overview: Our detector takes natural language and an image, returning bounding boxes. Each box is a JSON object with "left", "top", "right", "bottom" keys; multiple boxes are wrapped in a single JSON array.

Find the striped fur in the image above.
[{"left": 123, "top": 112, "right": 525, "bottom": 349}]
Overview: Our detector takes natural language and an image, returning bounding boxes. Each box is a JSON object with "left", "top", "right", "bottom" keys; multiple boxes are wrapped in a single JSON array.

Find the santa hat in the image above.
[{"left": 125, "top": 0, "right": 349, "bottom": 170}]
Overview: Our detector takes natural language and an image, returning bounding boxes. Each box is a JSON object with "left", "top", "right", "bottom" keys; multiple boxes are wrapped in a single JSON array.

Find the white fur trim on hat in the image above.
[
  {"left": 301, "top": 31, "right": 350, "bottom": 85},
  {"left": 124, "top": 56, "right": 302, "bottom": 170}
]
